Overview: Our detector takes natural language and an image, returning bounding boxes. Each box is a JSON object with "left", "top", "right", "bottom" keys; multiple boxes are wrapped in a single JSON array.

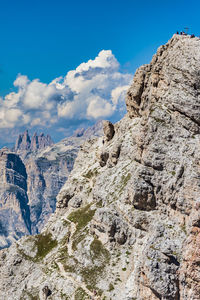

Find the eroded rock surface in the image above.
[
  {"left": 103, "top": 120, "right": 115, "bottom": 141},
  {"left": 0, "top": 34, "right": 200, "bottom": 299},
  {"left": 15, "top": 130, "right": 53, "bottom": 153},
  {"left": 0, "top": 122, "right": 103, "bottom": 248},
  {"left": 0, "top": 149, "right": 31, "bottom": 249}
]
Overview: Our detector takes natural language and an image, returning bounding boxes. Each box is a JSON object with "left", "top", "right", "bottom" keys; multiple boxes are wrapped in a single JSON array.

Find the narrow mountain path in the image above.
[{"left": 67, "top": 221, "right": 76, "bottom": 256}]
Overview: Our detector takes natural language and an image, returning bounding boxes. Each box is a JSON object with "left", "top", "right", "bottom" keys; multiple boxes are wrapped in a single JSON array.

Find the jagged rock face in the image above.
[
  {"left": 25, "top": 139, "right": 78, "bottom": 234},
  {"left": 103, "top": 120, "right": 115, "bottom": 141},
  {"left": 126, "top": 34, "right": 200, "bottom": 128},
  {"left": 0, "top": 122, "right": 103, "bottom": 247},
  {"left": 14, "top": 130, "right": 74, "bottom": 234},
  {"left": 0, "top": 35, "right": 200, "bottom": 299},
  {"left": 24, "top": 123, "right": 103, "bottom": 234},
  {"left": 0, "top": 149, "right": 31, "bottom": 249},
  {"left": 30, "top": 133, "right": 53, "bottom": 151},
  {"left": 15, "top": 130, "right": 53, "bottom": 153},
  {"left": 15, "top": 130, "right": 31, "bottom": 151}
]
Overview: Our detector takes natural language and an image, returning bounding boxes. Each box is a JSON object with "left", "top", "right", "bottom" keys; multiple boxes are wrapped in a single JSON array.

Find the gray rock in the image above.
[
  {"left": 0, "top": 149, "right": 31, "bottom": 249},
  {"left": 15, "top": 130, "right": 53, "bottom": 152},
  {"left": 99, "top": 151, "right": 109, "bottom": 167},
  {"left": 103, "top": 120, "right": 115, "bottom": 141},
  {"left": 0, "top": 121, "right": 103, "bottom": 248},
  {"left": 0, "top": 34, "right": 200, "bottom": 299}
]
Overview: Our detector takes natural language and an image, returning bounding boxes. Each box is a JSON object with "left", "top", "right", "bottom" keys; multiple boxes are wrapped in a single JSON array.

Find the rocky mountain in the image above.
[
  {"left": 0, "top": 34, "right": 200, "bottom": 299},
  {"left": 15, "top": 130, "right": 54, "bottom": 153},
  {"left": 0, "top": 148, "right": 31, "bottom": 248},
  {"left": 0, "top": 122, "right": 103, "bottom": 249}
]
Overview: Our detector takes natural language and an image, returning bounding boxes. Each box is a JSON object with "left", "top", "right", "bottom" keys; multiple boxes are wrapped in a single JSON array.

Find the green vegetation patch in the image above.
[
  {"left": 67, "top": 204, "right": 96, "bottom": 251},
  {"left": 68, "top": 204, "right": 96, "bottom": 231},
  {"left": 181, "top": 224, "right": 187, "bottom": 234},
  {"left": 17, "top": 233, "right": 57, "bottom": 262},
  {"left": 34, "top": 233, "right": 58, "bottom": 261},
  {"left": 64, "top": 263, "right": 77, "bottom": 273},
  {"left": 108, "top": 283, "right": 114, "bottom": 291},
  {"left": 82, "top": 266, "right": 103, "bottom": 294},
  {"left": 58, "top": 236, "right": 70, "bottom": 259},
  {"left": 74, "top": 287, "right": 88, "bottom": 300},
  {"left": 96, "top": 199, "right": 103, "bottom": 208},
  {"left": 82, "top": 168, "right": 98, "bottom": 179},
  {"left": 152, "top": 117, "right": 166, "bottom": 124},
  {"left": 62, "top": 219, "right": 71, "bottom": 227},
  {"left": 118, "top": 173, "right": 131, "bottom": 194},
  {"left": 90, "top": 238, "right": 110, "bottom": 262},
  {"left": 79, "top": 238, "right": 110, "bottom": 293},
  {"left": 20, "top": 290, "right": 38, "bottom": 300},
  {"left": 60, "top": 291, "right": 70, "bottom": 299}
]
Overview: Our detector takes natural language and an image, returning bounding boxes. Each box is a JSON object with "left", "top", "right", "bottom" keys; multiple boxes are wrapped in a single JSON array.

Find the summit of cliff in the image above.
[
  {"left": 0, "top": 34, "right": 200, "bottom": 300},
  {"left": 126, "top": 34, "right": 200, "bottom": 126}
]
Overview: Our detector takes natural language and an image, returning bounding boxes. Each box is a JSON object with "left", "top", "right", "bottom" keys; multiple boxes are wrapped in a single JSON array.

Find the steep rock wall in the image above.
[{"left": 0, "top": 149, "right": 31, "bottom": 249}]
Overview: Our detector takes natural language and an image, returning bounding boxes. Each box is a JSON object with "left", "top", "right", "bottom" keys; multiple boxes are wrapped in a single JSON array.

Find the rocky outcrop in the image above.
[
  {"left": 24, "top": 122, "right": 103, "bottom": 233},
  {"left": 15, "top": 130, "right": 31, "bottom": 151},
  {"left": 14, "top": 130, "right": 53, "bottom": 153},
  {"left": 103, "top": 120, "right": 115, "bottom": 141},
  {"left": 98, "top": 120, "right": 121, "bottom": 168},
  {"left": 25, "top": 138, "right": 78, "bottom": 233},
  {"left": 126, "top": 34, "right": 200, "bottom": 128},
  {"left": 0, "top": 149, "right": 31, "bottom": 249},
  {"left": 30, "top": 133, "right": 53, "bottom": 151},
  {"left": 0, "top": 34, "right": 200, "bottom": 299}
]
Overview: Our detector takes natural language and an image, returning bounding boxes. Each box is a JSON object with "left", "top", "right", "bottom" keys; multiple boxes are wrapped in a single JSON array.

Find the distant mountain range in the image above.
[{"left": 14, "top": 130, "right": 53, "bottom": 152}]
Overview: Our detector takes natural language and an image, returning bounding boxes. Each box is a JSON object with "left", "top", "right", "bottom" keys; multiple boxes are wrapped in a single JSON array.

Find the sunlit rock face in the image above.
[{"left": 0, "top": 35, "right": 200, "bottom": 299}]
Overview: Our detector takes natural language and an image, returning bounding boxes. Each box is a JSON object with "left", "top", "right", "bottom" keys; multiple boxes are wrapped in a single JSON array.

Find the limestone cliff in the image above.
[
  {"left": 0, "top": 148, "right": 31, "bottom": 249},
  {"left": 0, "top": 122, "right": 103, "bottom": 248},
  {"left": 15, "top": 130, "right": 54, "bottom": 153},
  {"left": 22, "top": 122, "right": 103, "bottom": 234},
  {"left": 0, "top": 34, "right": 200, "bottom": 300}
]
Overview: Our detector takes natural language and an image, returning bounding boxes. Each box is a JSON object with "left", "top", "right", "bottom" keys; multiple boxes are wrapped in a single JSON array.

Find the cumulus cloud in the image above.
[
  {"left": 0, "top": 50, "right": 132, "bottom": 145},
  {"left": 14, "top": 75, "right": 29, "bottom": 88}
]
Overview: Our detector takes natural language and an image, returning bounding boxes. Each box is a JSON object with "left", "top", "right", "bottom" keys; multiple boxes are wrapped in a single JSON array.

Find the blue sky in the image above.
[{"left": 0, "top": 0, "right": 200, "bottom": 146}]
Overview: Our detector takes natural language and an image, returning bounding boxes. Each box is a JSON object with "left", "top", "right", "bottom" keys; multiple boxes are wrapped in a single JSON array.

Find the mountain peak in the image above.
[
  {"left": 1, "top": 35, "right": 200, "bottom": 299},
  {"left": 126, "top": 33, "right": 200, "bottom": 125},
  {"left": 15, "top": 131, "right": 54, "bottom": 152}
]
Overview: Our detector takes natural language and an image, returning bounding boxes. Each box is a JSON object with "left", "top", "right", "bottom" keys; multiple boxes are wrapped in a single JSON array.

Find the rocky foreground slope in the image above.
[{"left": 0, "top": 34, "right": 200, "bottom": 299}]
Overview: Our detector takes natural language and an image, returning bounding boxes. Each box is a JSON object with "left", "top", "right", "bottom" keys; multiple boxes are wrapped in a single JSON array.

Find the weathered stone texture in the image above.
[{"left": 0, "top": 34, "right": 200, "bottom": 299}]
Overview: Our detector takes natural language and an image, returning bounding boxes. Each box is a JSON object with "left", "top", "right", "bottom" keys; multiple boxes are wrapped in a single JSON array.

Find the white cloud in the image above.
[
  {"left": 0, "top": 50, "right": 132, "bottom": 144},
  {"left": 5, "top": 108, "right": 22, "bottom": 123},
  {"left": 14, "top": 75, "right": 29, "bottom": 88},
  {"left": 87, "top": 97, "right": 114, "bottom": 119},
  {"left": 22, "top": 80, "right": 57, "bottom": 109},
  {"left": 111, "top": 85, "right": 130, "bottom": 105}
]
